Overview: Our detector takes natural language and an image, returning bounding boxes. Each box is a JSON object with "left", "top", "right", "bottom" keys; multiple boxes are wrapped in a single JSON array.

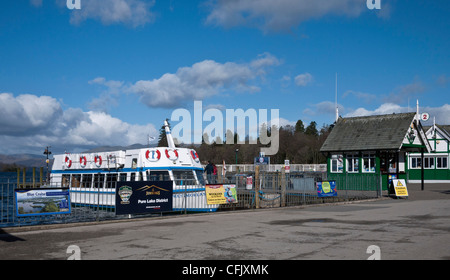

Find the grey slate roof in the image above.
[{"left": 320, "top": 112, "right": 417, "bottom": 153}]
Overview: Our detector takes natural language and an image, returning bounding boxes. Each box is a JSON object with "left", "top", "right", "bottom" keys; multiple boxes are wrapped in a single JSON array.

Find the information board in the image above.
[
  {"left": 205, "top": 184, "right": 238, "bottom": 205},
  {"left": 316, "top": 181, "right": 338, "bottom": 197},
  {"left": 116, "top": 181, "right": 173, "bottom": 215},
  {"left": 15, "top": 188, "right": 71, "bottom": 217},
  {"left": 392, "top": 179, "right": 409, "bottom": 197}
]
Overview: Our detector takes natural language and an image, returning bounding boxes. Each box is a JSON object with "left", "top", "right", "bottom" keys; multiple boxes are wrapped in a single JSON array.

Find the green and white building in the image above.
[
  {"left": 408, "top": 123, "right": 450, "bottom": 183},
  {"left": 320, "top": 112, "right": 450, "bottom": 191}
]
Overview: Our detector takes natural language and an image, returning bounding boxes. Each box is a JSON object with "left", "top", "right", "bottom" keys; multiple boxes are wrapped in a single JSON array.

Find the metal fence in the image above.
[{"left": 1, "top": 171, "right": 382, "bottom": 228}]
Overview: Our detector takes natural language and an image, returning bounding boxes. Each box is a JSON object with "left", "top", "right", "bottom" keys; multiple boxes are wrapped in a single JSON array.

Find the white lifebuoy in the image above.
[
  {"left": 79, "top": 156, "right": 87, "bottom": 168},
  {"left": 165, "top": 149, "right": 178, "bottom": 161},
  {"left": 65, "top": 155, "right": 72, "bottom": 168},
  {"left": 94, "top": 155, "right": 102, "bottom": 167},
  {"left": 146, "top": 149, "right": 161, "bottom": 162},
  {"left": 190, "top": 150, "right": 200, "bottom": 162}
]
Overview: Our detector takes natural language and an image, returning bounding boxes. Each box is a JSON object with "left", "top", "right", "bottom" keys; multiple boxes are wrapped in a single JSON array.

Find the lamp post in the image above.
[
  {"left": 43, "top": 146, "right": 51, "bottom": 183},
  {"left": 235, "top": 148, "right": 239, "bottom": 164}
]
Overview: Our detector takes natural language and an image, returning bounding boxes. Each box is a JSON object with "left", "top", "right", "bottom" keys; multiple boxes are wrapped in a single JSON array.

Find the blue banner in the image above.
[
  {"left": 15, "top": 188, "right": 71, "bottom": 217},
  {"left": 316, "top": 181, "right": 337, "bottom": 197}
]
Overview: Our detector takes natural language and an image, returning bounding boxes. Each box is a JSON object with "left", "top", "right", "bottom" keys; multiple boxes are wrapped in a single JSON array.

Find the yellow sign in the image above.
[
  {"left": 393, "top": 179, "right": 408, "bottom": 197},
  {"left": 205, "top": 184, "right": 238, "bottom": 205},
  {"left": 205, "top": 185, "right": 227, "bottom": 205}
]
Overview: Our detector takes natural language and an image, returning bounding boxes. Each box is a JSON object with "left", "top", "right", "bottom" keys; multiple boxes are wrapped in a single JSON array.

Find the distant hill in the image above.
[
  {"left": 0, "top": 154, "right": 50, "bottom": 171},
  {"left": 0, "top": 144, "right": 159, "bottom": 171},
  {"left": 83, "top": 143, "right": 155, "bottom": 153}
]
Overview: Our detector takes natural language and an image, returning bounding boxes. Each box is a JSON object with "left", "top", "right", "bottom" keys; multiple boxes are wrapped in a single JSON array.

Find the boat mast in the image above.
[{"left": 164, "top": 119, "right": 176, "bottom": 149}]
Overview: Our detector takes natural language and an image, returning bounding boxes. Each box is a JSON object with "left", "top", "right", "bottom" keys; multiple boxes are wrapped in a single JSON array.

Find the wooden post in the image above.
[
  {"left": 17, "top": 168, "right": 20, "bottom": 188},
  {"left": 32, "top": 167, "right": 36, "bottom": 188},
  {"left": 255, "top": 165, "right": 260, "bottom": 209},
  {"left": 281, "top": 168, "right": 286, "bottom": 207},
  {"left": 40, "top": 167, "right": 44, "bottom": 186},
  {"left": 22, "top": 167, "right": 26, "bottom": 189}
]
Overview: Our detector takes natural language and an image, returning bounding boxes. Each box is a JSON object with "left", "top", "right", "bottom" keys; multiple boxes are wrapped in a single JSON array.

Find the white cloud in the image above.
[
  {"left": 303, "top": 101, "right": 344, "bottom": 117},
  {"left": 0, "top": 93, "right": 63, "bottom": 136},
  {"left": 344, "top": 103, "right": 450, "bottom": 125},
  {"left": 205, "top": 0, "right": 367, "bottom": 32},
  {"left": 294, "top": 73, "right": 313, "bottom": 86},
  {"left": 88, "top": 77, "right": 124, "bottom": 112},
  {"left": 128, "top": 53, "right": 281, "bottom": 108},
  {"left": 383, "top": 80, "right": 425, "bottom": 104},
  {"left": 69, "top": 0, "right": 155, "bottom": 27},
  {"left": 343, "top": 90, "right": 377, "bottom": 104},
  {"left": 0, "top": 93, "right": 158, "bottom": 154},
  {"left": 30, "top": 0, "right": 43, "bottom": 7}
]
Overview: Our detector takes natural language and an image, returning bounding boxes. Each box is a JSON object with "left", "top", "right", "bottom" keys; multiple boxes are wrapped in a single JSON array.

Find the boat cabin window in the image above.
[
  {"left": 62, "top": 175, "right": 70, "bottom": 188},
  {"left": 72, "top": 174, "right": 81, "bottom": 188},
  {"left": 82, "top": 174, "right": 92, "bottom": 188},
  {"left": 106, "top": 174, "right": 117, "bottom": 188},
  {"left": 147, "top": 170, "right": 170, "bottom": 181},
  {"left": 130, "top": 172, "right": 136, "bottom": 181},
  {"left": 194, "top": 170, "right": 205, "bottom": 185},
  {"left": 172, "top": 170, "right": 196, "bottom": 183},
  {"left": 94, "top": 174, "right": 105, "bottom": 188},
  {"left": 119, "top": 173, "right": 127, "bottom": 182},
  {"left": 132, "top": 158, "right": 138, "bottom": 169}
]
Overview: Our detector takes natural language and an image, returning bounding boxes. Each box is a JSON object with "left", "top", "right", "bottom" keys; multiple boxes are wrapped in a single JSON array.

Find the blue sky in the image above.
[{"left": 0, "top": 0, "right": 449, "bottom": 154}]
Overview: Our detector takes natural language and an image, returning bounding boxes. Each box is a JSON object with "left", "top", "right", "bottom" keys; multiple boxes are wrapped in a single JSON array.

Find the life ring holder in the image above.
[
  {"left": 65, "top": 155, "right": 72, "bottom": 168},
  {"left": 146, "top": 149, "right": 161, "bottom": 161},
  {"left": 190, "top": 150, "right": 199, "bottom": 162},
  {"left": 94, "top": 155, "right": 102, "bottom": 168},
  {"left": 79, "top": 156, "right": 87, "bottom": 168},
  {"left": 165, "top": 149, "right": 178, "bottom": 161}
]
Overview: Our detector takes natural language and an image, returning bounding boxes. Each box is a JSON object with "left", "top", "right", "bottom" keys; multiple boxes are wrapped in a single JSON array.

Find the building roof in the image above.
[{"left": 320, "top": 112, "right": 417, "bottom": 153}]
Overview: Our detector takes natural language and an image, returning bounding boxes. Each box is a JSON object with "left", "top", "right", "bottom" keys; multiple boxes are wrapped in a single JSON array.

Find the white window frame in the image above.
[
  {"left": 436, "top": 156, "right": 448, "bottom": 169},
  {"left": 362, "top": 153, "right": 376, "bottom": 173},
  {"left": 410, "top": 156, "right": 436, "bottom": 169},
  {"left": 330, "top": 154, "right": 343, "bottom": 173},
  {"left": 424, "top": 157, "right": 435, "bottom": 169},
  {"left": 346, "top": 154, "right": 359, "bottom": 173}
]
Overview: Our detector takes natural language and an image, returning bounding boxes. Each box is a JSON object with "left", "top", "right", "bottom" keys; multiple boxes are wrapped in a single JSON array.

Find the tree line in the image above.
[{"left": 158, "top": 120, "right": 333, "bottom": 165}]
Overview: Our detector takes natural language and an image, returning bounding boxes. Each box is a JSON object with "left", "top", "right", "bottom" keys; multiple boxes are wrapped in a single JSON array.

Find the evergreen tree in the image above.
[
  {"left": 305, "top": 121, "right": 318, "bottom": 137},
  {"left": 295, "top": 120, "right": 305, "bottom": 134}
]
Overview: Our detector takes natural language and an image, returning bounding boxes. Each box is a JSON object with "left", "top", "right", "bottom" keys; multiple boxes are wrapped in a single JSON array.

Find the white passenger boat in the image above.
[{"left": 50, "top": 120, "right": 218, "bottom": 212}]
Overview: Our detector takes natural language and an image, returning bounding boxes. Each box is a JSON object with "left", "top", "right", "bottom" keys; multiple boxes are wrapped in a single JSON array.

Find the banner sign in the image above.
[
  {"left": 116, "top": 181, "right": 173, "bottom": 215},
  {"left": 205, "top": 184, "right": 238, "bottom": 205},
  {"left": 254, "top": 157, "right": 270, "bottom": 165},
  {"left": 393, "top": 179, "right": 408, "bottom": 197},
  {"left": 15, "top": 188, "right": 71, "bottom": 217},
  {"left": 246, "top": 176, "right": 253, "bottom": 190},
  {"left": 316, "top": 181, "right": 338, "bottom": 197}
]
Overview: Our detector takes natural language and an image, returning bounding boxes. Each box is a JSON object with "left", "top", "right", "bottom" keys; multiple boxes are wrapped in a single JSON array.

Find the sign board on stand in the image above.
[{"left": 392, "top": 179, "right": 409, "bottom": 198}]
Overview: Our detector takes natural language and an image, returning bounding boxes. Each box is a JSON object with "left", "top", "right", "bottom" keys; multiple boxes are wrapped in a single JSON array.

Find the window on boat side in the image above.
[
  {"left": 148, "top": 170, "right": 170, "bottom": 181},
  {"left": 172, "top": 170, "right": 196, "bottom": 184},
  {"left": 119, "top": 173, "right": 127, "bottom": 182},
  {"left": 194, "top": 170, "right": 205, "bottom": 185},
  {"left": 82, "top": 174, "right": 93, "bottom": 188},
  {"left": 106, "top": 174, "right": 117, "bottom": 188},
  {"left": 72, "top": 174, "right": 81, "bottom": 188},
  {"left": 94, "top": 173, "right": 105, "bottom": 188},
  {"left": 62, "top": 174, "right": 70, "bottom": 188}
]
